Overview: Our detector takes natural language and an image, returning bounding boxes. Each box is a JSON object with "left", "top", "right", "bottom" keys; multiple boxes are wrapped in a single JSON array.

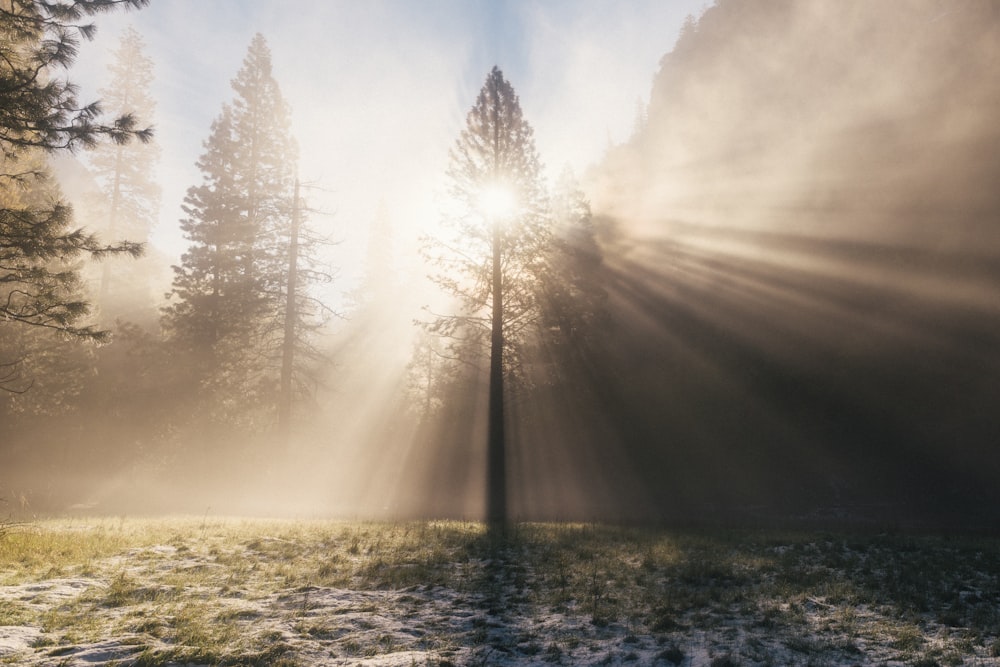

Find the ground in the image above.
[{"left": 1, "top": 518, "right": 999, "bottom": 666}]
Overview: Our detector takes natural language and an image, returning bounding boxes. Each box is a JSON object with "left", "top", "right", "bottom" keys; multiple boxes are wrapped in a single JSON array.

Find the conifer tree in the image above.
[
  {"left": 424, "top": 66, "right": 549, "bottom": 526},
  {"left": 162, "top": 33, "right": 314, "bottom": 430},
  {"left": 1, "top": 1, "right": 151, "bottom": 397},
  {"left": 538, "top": 168, "right": 607, "bottom": 366},
  {"left": 0, "top": 0, "right": 152, "bottom": 158},
  {"left": 426, "top": 67, "right": 549, "bottom": 373},
  {"left": 0, "top": 155, "right": 103, "bottom": 396},
  {"left": 163, "top": 105, "right": 248, "bottom": 366},
  {"left": 87, "top": 25, "right": 161, "bottom": 321}
]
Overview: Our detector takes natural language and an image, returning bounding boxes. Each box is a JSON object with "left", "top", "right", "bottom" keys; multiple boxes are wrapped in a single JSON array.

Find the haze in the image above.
[{"left": 3, "top": 1, "right": 999, "bottom": 529}]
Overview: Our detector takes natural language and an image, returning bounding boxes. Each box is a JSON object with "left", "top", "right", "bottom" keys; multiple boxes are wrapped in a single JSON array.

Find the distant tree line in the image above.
[{"left": 0, "top": 4, "right": 334, "bottom": 510}]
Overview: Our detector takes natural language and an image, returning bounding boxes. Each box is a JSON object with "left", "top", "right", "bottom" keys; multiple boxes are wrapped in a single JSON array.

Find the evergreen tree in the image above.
[
  {"left": 0, "top": 0, "right": 152, "bottom": 157},
  {"left": 537, "top": 167, "right": 607, "bottom": 367},
  {"left": 425, "top": 67, "right": 549, "bottom": 375},
  {"left": 0, "top": 153, "right": 103, "bottom": 396},
  {"left": 87, "top": 25, "right": 161, "bottom": 321},
  {"left": 163, "top": 106, "right": 248, "bottom": 372},
  {"left": 162, "top": 33, "right": 309, "bottom": 431},
  {"left": 0, "top": 0, "right": 151, "bottom": 355},
  {"left": 423, "top": 66, "right": 549, "bottom": 526}
]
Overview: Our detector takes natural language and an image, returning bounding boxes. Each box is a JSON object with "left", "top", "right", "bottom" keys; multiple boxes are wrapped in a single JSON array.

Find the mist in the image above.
[
  {"left": 3, "top": 0, "right": 999, "bottom": 530},
  {"left": 582, "top": 0, "right": 1000, "bottom": 525}
]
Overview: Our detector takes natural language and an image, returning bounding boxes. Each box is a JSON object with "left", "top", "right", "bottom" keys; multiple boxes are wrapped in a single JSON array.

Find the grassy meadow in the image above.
[{"left": 1, "top": 518, "right": 999, "bottom": 665}]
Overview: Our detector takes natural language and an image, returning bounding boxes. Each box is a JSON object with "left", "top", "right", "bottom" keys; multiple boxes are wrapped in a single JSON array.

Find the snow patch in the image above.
[
  {"left": 0, "top": 578, "right": 98, "bottom": 609},
  {"left": 0, "top": 625, "right": 42, "bottom": 656}
]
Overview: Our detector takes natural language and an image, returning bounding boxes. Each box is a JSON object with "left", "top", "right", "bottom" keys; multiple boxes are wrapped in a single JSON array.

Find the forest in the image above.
[{"left": 3, "top": 0, "right": 1000, "bottom": 530}]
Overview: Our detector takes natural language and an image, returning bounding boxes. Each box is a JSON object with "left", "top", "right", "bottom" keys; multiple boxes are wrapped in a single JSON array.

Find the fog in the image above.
[
  {"left": 580, "top": 0, "right": 1000, "bottom": 524},
  {"left": 3, "top": 1, "right": 999, "bottom": 527}
]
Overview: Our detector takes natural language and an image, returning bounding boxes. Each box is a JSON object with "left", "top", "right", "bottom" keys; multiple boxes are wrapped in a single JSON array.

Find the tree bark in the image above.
[
  {"left": 486, "top": 79, "right": 507, "bottom": 531},
  {"left": 487, "top": 215, "right": 506, "bottom": 529}
]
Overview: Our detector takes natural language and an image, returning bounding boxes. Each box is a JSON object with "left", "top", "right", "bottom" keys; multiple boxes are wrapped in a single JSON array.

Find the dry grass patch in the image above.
[{"left": 1, "top": 518, "right": 999, "bottom": 665}]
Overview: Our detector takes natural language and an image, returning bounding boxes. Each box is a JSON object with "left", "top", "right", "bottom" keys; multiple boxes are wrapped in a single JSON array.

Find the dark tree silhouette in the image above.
[
  {"left": 164, "top": 34, "right": 331, "bottom": 440},
  {"left": 424, "top": 67, "right": 549, "bottom": 527},
  {"left": 0, "top": 0, "right": 152, "bottom": 157}
]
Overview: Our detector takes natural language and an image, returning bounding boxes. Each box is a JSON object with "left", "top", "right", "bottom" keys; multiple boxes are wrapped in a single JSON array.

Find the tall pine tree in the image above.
[
  {"left": 423, "top": 66, "right": 550, "bottom": 526},
  {"left": 162, "top": 34, "right": 297, "bottom": 427},
  {"left": 88, "top": 25, "right": 161, "bottom": 322},
  {"left": 537, "top": 167, "right": 607, "bottom": 367}
]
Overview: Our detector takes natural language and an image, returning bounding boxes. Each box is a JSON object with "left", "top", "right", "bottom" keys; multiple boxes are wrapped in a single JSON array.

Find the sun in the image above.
[{"left": 477, "top": 182, "right": 518, "bottom": 219}]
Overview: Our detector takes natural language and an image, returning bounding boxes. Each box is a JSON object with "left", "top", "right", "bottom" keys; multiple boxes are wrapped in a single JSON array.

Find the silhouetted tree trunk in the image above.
[
  {"left": 488, "top": 200, "right": 506, "bottom": 527},
  {"left": 422, "top": 67, "right": 549, "bottom": 528}
]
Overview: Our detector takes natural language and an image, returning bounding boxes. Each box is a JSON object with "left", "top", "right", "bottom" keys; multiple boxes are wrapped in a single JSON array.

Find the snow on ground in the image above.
[
  {"left": 0, "top": 626, "right": 42, "bottom": 658},
  {"left": 2, "top": 574, "right": 994, "bottom": 666},
  {"left": 4, "top": 577, "right": 662, "bottom": 666},
  {"left": 2, "top": 578, "right": 100, "bottom": 608},
  {"left": 1, "top": 522, "right": 999, "bottom": 666}
]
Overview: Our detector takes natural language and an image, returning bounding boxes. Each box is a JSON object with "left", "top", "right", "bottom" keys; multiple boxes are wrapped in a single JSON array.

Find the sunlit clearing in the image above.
[{"left": 477, "top": 183, "right": 517, "bottom": 220}]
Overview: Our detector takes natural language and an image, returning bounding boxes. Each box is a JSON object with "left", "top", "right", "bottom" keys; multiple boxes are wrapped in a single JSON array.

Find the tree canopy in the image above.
[
  {"left": 162, "top": 33, "right": 329, "bottom": 437},
  {"left": 1, "top": 0, "right": 151, "bottom": 358},
  {"left": 425, "top": 66, "right": 549, "bottom": 377}
]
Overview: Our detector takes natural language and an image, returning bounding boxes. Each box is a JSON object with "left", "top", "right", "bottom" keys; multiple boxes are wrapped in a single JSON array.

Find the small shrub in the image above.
[{"left": 892, "top": 625, "right": 925, "bottom": 652}]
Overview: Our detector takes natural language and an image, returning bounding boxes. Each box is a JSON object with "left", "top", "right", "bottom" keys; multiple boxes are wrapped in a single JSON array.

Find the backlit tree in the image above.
[{"left": 424, "top": 66, "right": 549, "bottom": 526}]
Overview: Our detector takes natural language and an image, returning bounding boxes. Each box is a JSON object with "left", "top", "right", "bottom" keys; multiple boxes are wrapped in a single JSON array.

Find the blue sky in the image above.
[{"left": 72, "top": 1, "right": 706, "bottom": 284}]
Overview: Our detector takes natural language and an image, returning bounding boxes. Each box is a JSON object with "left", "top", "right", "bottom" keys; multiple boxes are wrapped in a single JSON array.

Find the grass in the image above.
[{"left": 0, "top": 518, "right": 999, "bottom": 665}]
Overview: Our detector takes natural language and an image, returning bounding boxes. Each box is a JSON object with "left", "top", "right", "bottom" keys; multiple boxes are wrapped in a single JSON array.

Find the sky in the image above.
[{"left": 70, "top": 0, "right": 706, "bottom": 293}]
